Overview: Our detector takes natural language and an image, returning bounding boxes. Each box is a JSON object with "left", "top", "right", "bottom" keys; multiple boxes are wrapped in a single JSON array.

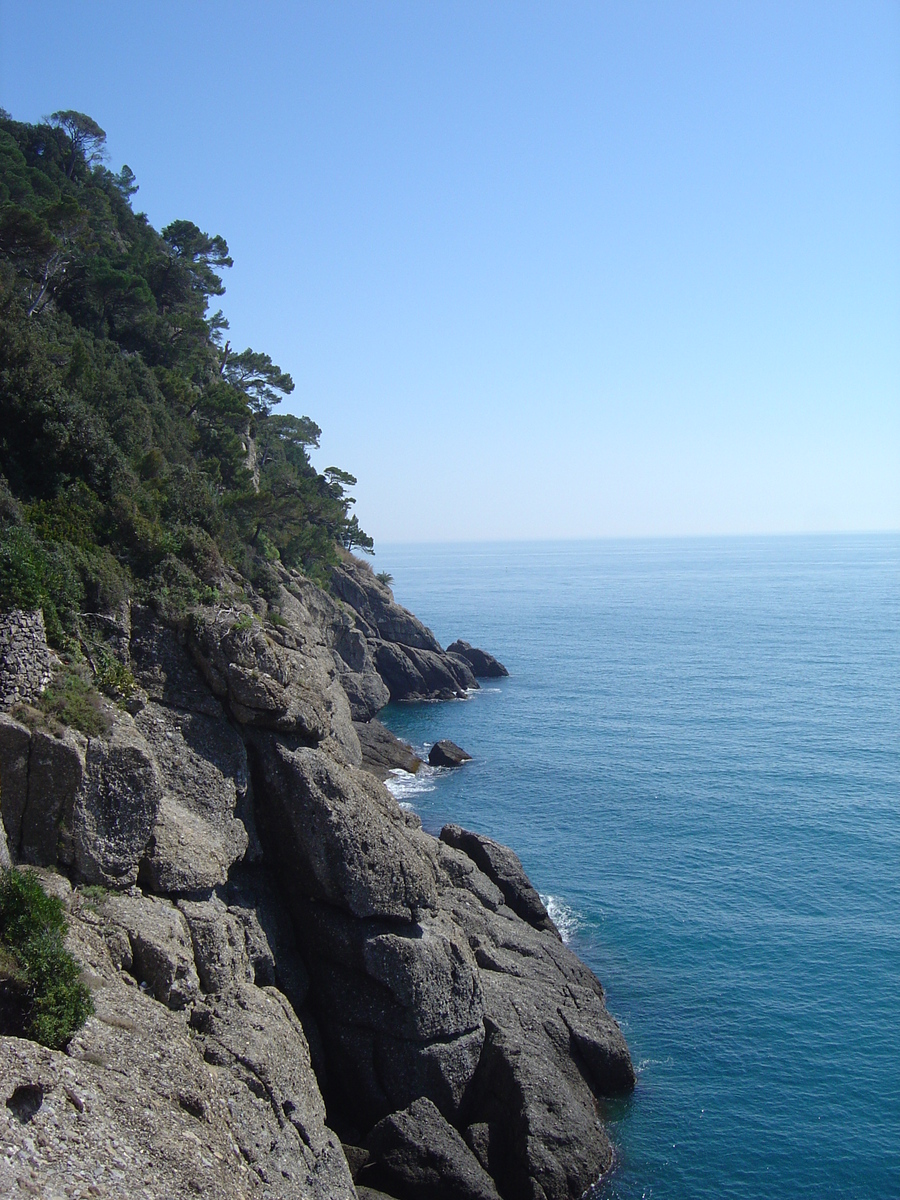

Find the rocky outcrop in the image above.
[
  {"left": 0, "top": 875, "right": 356, "bottom": 1200},
  {"left": 441, "top": 823, "right": 556, "bottom": 934},
  {"left": 448, "top": 640, "right": 509, "bottom": 679},
  {"left": 429, "top": 740, "right": 472, "bottom": 768},
  {"left": 0, "top": 585, "right": 632, "bottom": 1200},
  {"left": 362, "top": 1096, "right": 501, "bottom": 1200},
  {"left": 355, "top": 718, "right": 422, "bottom": 780}
]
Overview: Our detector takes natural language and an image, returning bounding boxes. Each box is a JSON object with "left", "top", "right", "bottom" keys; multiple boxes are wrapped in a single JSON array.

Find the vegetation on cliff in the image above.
[
  {"left": 0, "top": 108, "right": 372, "bottom": 647},
  {"left": 0, "top": 867, "right": 93, "bottom": 1049}
]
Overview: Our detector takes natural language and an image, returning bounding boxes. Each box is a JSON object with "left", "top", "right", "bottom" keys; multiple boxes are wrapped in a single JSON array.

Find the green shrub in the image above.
[
  {"left": 38, "top": 659, "right": 112, "bottom": 737},
  {"left": 0, "top": 868, "right": 94, "bottom": 1049}
]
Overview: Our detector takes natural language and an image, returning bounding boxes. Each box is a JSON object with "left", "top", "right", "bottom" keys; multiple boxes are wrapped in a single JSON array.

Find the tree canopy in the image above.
[{"left": 0, "top": 108, "right": 373, "bottom": 641}]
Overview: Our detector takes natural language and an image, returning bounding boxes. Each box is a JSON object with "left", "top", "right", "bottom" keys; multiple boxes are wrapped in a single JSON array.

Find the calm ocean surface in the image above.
[{"left": 374, "top": 535, "right": 900, "bottom": 1200}]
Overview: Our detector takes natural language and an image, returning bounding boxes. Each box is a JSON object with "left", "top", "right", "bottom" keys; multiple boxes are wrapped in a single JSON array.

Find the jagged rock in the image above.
[
  {"left": 0, "top": 713, "right": 31, "bottom": 857},
  {"left": 135, "top": 701, "right": 254, "bottom": 893},
  {"left": 70, "top": 717, "right": 161, "bottom": 887},
  {"left": 99, "top": 891, "right": 200, "bottom": 1009},
  {"left": 363, "top": 1096, "right": 501, "bottom": 1200},
  {"left": 436, "top": 888, "right": 635, "bottom": 1200},
  {"left": 332, "top": 558, "right": 442, "bottom": 651},
  {"left": 249, "top": 736, "right": 438, "bottom": 921},
  {"left": 178, "top": 897, "right": 254, "bottom": 993},
  {"left": 189, "top": 603, "right": 362, "bottom": 766},
  {"left": 340, "top": 665, "right": 393, "bottom": 721},
  {"left": 354, "top": 719, "right": 422, "bottom": 780},
  {"left": 447, "top": 640, "right": 509, "bottom": 678},
  {"left": 429, "top": 741, "right": 472, "bottom": 768},
  {"left": 402, "top": 645, "right": 475, "bottom": 696},
  {"left": 130, "top": 605, "right": 223, "bottom": 717},
  {"left": 20, "top": 728, "right": 85, "bottom": 868},
  {"left": 441, "top": 823, "right": 555, "bottom": 932},
  {"left": 0, "top": 898, "right": 355, "bottom": 1200},
  {"left": 280, "top": 891, "right": 485, "bottom": 1128}
]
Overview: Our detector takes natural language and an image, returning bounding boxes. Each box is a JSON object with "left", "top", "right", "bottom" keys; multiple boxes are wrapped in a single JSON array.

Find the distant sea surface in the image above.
[{"left": 374, "top": 535, "right": 900, "bottom": 1200}]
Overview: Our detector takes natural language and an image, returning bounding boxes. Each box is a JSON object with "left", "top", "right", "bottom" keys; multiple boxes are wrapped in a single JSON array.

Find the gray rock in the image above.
[
  {"left": 436, "top": 888, "right": 635, "bottom": 1200},
  {"left": 249, "top": 737, "right": 438, "bottom": 920},
  {"left": 372, "top": 639, "right": 431, "bottom": 701},
  {"left": 290, "top": 897, "right": 484, "bottom": 1127},
  {"left": 178, "top": 896, "right": 254, "bottom": 993},
  {"left": 100, "top": 890, "right": 200, "bottom": 1009},
  {"left": 363, "top": 1096, "right": 501, "bottom": 1200},
  {"left": 445, "top": 652, "right": 480, "bottom": 690},
  {"left": 0, "top": 899, "right": 354, "bottom": 1200},
  {"left": 401, "top": 646, "right": 474, "bottom": 697},
  {"left": 331, "top": 558, "right": 442, "bottom": 652},
  {"left": 429, "top": 741, "right": 472, "bottom": 768},
  {"left": 441, "top": 823, "right": 555, "bottom": 932},
  {"left": 0, "top": 713, "right": 31, "bottom": 857},
  {"left": 191, "top": 980, "right": 356, "bottom": 1200},
  {"left": 20, "top": 727, "right": 85, "bottom": 867},
  {"left": 340, "top": 664, "right": 392, "bottom": 721},
  {"left": 139, "top": 796, "right": 237, "bottom": 894},
  {"left": 71, "top": 717, "right": 161, "bottom": 887},
  {"left": 354, "top": 719, "right": 422, "bottom": 780},
  {"left": 135, "top": 701, "right": 253, "bottom": 893},
  {"left": 447, "top": 640, "right": 509, "bottom": 678},
  {"left": 129, "top": 604, "right": 223, "bottom": 716},
  {"left": 189, "top": 603, "right": 362, "bottom": 766}
]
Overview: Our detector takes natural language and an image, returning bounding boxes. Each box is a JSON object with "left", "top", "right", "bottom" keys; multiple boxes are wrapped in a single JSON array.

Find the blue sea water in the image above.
[{"left": 373, "top": 535, "right": 900, "bottom": 1200}]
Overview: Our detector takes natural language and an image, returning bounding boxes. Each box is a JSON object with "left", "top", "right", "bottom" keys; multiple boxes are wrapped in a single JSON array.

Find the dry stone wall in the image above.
[{"left": 0, "top": 608, "right": 52, "bottom": 708}]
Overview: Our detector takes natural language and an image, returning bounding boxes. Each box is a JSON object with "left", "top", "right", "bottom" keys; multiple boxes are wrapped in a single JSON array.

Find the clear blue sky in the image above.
[{"left": 2, "top": 1, "right": 898, "bottom": 542}]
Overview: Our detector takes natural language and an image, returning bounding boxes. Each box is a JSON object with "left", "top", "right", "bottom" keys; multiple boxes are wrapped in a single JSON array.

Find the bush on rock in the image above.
[{"left": 0, "top": 868, "right": 93, "bottom": 1048}]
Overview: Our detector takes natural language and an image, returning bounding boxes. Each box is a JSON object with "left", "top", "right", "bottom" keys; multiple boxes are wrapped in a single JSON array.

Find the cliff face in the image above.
[{"left": 0, "top": 557, "right": 634, "bottom": 1200}]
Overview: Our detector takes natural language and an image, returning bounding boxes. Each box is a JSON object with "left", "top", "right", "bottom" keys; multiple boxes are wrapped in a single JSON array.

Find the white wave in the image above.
[
  {"left": 540, "top": 894, "right": 583, "bottom": 944},
  {"left": 384, "top": 763, "right": 440, "bottom": 808}
]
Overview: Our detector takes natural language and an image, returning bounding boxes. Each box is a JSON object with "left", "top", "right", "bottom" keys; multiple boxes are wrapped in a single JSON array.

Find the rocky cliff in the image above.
[{"left": 0, "top": 554, "right": 634, "bottom": 1200}]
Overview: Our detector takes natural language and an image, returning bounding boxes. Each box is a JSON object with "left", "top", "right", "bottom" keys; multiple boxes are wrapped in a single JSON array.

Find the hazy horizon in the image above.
[{"left": 2, "top": 1, "right": 897, "bottom": 542}]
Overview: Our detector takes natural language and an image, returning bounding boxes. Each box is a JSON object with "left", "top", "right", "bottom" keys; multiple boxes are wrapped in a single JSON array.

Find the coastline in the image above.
[{"left": 0, "top": 553, "right": 634, "bottom": 1200}]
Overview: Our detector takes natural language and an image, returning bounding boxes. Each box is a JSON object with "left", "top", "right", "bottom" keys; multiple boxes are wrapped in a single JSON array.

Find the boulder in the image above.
[
  {"left": 429, "top": 741, "right": 472, "bottom": 768},
  {"left": 441, "top": 823, "right": 554, "bottom": 932},
  {"left": 363, "top": 1096, "right": 501, "bottom": 1200},
  {"left": 354, "top": 719, "right": 422, "bottom": 780},
  {"left": 447, "top": 641, "right": 509, "bottom": 679}
]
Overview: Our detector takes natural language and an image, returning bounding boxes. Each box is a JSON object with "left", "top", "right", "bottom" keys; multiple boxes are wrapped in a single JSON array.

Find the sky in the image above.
[{"left": 1, "top": 1, "right": 898, "bottom": 543}]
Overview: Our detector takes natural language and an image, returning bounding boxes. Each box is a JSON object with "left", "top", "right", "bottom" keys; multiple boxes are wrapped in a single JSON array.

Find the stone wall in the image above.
[{"left": 0, "top": 609, "right": 53, "bottom": 710}]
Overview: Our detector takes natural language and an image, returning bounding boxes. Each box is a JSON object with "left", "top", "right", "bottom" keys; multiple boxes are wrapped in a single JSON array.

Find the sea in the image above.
[{"left": 373, "top": 534, "right": 899, "bottom": 1200}]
